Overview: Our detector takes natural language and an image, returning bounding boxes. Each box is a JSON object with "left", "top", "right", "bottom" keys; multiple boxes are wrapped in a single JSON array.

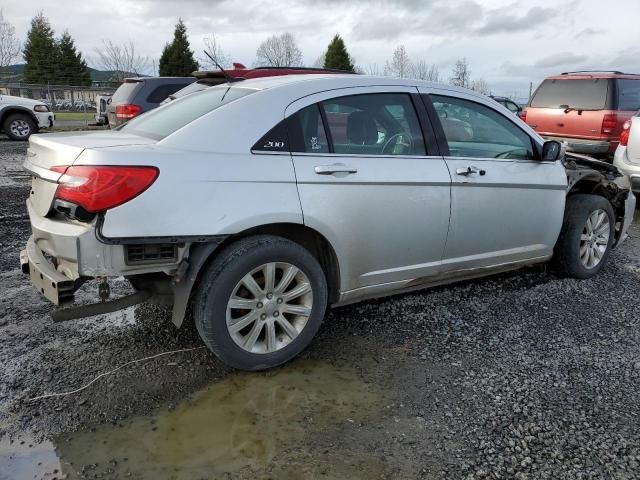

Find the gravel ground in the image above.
[{"left": 1, "top": 138, "right": 640, "bottom": 479}]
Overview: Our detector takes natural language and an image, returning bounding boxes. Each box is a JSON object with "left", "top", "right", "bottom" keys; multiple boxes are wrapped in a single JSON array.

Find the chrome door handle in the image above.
[
  {"left": 314, "top": 163, "right": 358, "bottom": 175},
  {"left": 456, "top": 166, "right": 486, "bottom": 176}
]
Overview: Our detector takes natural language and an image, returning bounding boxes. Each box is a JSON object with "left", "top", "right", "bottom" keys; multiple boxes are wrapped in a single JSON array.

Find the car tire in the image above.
[
  {"left": 551, "top": 194, "right": 615, "bottom": 279},
  {"left": 193, "top": 235, "right": 328, "bottom": 371},
  {"left": 3, "top": 113, "right": 37, "bottom": 141}
]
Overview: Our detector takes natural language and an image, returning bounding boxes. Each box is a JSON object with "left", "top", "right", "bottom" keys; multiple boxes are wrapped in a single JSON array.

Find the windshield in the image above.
[
  {"left": 530, "top": 78, "right": 610, "bottom": 110},
  {"left": 120, "top": 86, "right": 256, "bottom": 139}
]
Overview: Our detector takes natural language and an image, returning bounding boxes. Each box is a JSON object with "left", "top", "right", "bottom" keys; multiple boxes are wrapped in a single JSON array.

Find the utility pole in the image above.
[{"left": 528, "top": 81, "right": 533, "bottom": 103}]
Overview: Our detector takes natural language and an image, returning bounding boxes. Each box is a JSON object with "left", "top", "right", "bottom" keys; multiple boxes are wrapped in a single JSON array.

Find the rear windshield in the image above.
[
  {"left": 617, "top": 79, "right": 640, "bottom": 111},
  {"left": 530, "top": 78, "right": 610, "bottom": 110},
  {"left": 119, "top": 86, "right": 256, "bottom": 140},
  {"left": 111, "top": 81, "right": 141, "bottom": 104},
  {"left": 171, "top": 80, "right": 222, "bottom": 100}
]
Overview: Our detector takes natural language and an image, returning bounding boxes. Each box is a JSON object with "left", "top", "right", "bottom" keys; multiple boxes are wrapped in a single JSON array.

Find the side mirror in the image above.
[{"left": 541, "top": 140, "right": 563, "bottom": 161}]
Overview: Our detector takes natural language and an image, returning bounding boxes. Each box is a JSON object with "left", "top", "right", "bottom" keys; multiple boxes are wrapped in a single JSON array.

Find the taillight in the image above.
[
  {"left": 521, "top": 109, "right": 527, "bottom": 122},
  {"left": 51, "top": 165, "right": 159, "bottom": 213},
  {"left": 620, "top": 119, "right": 632, "bottom": 146},
  {"left": 601, "top": 113, "right": 618, "bottom": 135},
  {"left": 115, "top": 104, "right": 142, "bottom": 120}
]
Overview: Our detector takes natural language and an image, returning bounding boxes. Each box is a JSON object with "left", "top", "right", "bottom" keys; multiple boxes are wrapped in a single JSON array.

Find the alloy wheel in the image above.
[
  {"left": 9, "top": 119, "right": 31, "bottom": 139},
  {"left": 226, "top": 262, "right": 313, "bottom": 354},
  {"left": 579, "top": 209, "right": 610, "bottom": 269}
]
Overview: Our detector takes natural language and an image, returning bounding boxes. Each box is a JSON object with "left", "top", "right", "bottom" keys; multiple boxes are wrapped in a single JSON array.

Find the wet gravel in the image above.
[{"left": 1, "top": 138, "right": 640, "bottom": 479}]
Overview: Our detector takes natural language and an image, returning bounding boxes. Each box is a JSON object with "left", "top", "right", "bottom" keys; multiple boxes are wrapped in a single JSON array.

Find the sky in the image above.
[{"left": 3, "top": 0, "right": 640, "bottom": 101}]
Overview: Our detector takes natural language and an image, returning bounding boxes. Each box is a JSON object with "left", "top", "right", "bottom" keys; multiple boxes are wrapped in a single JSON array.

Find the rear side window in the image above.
[
  {"left": 111, "top": 81, "right": 141, "bottom": 104},
  {"left": 320, "top": 93, "right": 426, "bottom": 156},
  {"left": 120, "top": 86, "right": 255, "bottom": 140},
  {"left": 289, "top": 104, "right": 330, "bottom": 153},
  {"left": 146, "top": 84, "right": 190, "bottom": 103},
  {"left": 617, "top": 79, "right": 640, "bottom": 111},
  {"left": 530, "top": 78, "right": 610, "bottom": 110},
  {"left": 431, "top": 95, "right": 535, "bottom": 160}
]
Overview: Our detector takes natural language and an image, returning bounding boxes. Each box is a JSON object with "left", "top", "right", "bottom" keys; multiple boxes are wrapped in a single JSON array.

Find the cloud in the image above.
[
  {"left": 533, "top": 52, "right": 588, "bottom": 69},
  {"left": 476, "top": 6, "right": 556, "bottom": 35},
  {"left": 575, "top": 27, "right": 604, "bottom": 38}
]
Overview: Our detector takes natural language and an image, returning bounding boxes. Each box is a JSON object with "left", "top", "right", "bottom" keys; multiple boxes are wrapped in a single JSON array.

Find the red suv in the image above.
[{"left": 522, "top": 71, "right": 640, "bottom": 157}]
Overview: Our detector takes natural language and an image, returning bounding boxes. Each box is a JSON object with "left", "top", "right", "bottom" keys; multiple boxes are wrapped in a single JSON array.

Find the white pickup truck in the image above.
[{"left": 0, "top": 94, "right": 55, "bottom": 140}]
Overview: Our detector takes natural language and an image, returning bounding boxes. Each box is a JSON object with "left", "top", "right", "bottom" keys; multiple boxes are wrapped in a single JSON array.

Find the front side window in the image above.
[
  {"left": 431, "top": 95, "right": 535, "bottom": 160},
  {"left": 319, "top": 93, "right": 426, "bottom": 156}
]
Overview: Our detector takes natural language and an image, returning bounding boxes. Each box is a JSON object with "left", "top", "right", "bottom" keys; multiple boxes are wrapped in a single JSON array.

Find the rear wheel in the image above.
[
  {"left": 193, "top": 235, "right": 328, "bottom": 370},
  {"left": 3, "top": 113, "right": 37, "bottom": 141},
  {"left": 552, "top": 194, "right": 615, "bottom": 278}
]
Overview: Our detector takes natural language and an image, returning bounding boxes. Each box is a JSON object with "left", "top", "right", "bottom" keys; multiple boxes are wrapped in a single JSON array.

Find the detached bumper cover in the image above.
[
  {"left": 544, "top": 136, "right": 612, "bottom": 155},
  {"left": 21, "top": 236, "right": 75, "bottom": 305}
]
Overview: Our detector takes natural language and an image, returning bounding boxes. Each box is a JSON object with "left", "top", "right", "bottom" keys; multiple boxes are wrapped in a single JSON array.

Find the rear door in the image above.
[
  {"left": 525, "top": 78, "right": 612, "bottom": 140},
  {"left": 421, "top": 89, "right": 567, "bottom": 271},
  {"left": 285, "top": 86, "right": 452, "bottom": 294}
]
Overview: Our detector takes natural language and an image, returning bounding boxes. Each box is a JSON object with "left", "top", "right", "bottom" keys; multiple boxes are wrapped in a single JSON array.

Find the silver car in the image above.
[
  {"left": 21, "top": 75, "right": 636, "bottom": 370},
  {"left": 614, "top": 112, "right": 640, "bottom": 194}
]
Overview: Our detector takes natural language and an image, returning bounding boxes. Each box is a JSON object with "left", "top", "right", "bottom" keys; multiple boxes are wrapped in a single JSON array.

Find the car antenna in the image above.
[{"left": 203, "top": 51, "right": 239, "bottom": 84}]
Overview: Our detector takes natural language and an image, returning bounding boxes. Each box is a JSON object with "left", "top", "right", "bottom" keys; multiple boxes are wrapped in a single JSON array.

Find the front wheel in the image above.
[
  {"left": 551, "top": 194, "right": 615, "bottom": 279},
  {"left": 4, "top": 113, "right": 37, "bottom": 141},
  {"left": 193, "top": 235, "right": 328, "bottom": 370}
]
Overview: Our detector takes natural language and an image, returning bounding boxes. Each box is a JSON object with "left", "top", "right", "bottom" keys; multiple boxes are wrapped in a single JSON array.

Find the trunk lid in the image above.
[
  {"left": 525, "top": 108, "right": 612, "bottom": 140},
  {"left": 24, "top": 132, "right": 155, "bottom": 217}
]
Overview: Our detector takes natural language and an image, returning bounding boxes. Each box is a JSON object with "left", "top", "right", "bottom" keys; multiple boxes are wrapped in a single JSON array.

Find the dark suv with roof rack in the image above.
[
  {"left": 522, "top": 71, "right": 640, "bottom": 158},
  {"left": 164, "top": 64, "right": 355, "bottom": 103}
]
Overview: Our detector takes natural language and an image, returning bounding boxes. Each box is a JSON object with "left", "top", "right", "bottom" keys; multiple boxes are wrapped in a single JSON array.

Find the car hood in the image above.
[{"left": 0, "top": 95, "right": 46, "bottom": 108}]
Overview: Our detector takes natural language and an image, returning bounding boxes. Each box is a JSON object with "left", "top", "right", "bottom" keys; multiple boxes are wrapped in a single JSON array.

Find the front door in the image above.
[
  {"left": 286, "top": 87, "right": 452, "bottom": 295},
  {"left": 422, "top": 90, "right": 567, "bottom": 272}
]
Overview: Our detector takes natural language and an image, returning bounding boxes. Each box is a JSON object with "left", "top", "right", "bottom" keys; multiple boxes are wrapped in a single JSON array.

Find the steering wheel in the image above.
[{"left": 382, "top": 132, "right": 413, "bottom": 155}]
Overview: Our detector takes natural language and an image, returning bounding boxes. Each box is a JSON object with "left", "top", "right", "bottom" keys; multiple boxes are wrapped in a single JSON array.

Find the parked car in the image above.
[
  {"left": 163, "top": 64, "right": 355, "bottom": 103},
  {"left": 21, "top": 75, "right": 635, "bottom": 370},
  {"left": 490, "top": 95, "right": 522, "bottom": 117},
  {"left": 106, "top": 76, "right": 196, "bottom": 127},
  {"left": 523, "top": 71, "right": 640, "bottom": 157},
  {"left": 94, "top": 94, "right": 112, "bottom": 126},
  {"left": 0, "top": 94, "right": 55, "bottom": 140},
  {"left": 613, "top": 112, "right": 640, "bottom": 193}
]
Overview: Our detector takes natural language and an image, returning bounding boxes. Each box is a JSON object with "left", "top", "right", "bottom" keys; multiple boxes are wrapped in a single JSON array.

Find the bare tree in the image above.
[
  {"left": 200, "top": 33, "right": 231, "bottom": 69},
  {"left": 365, "top": 63, "right": 382, "bottom": 76},
  {"left": 0, "top": 10, "right": 21, "bottom": 69},
  {"left": 471, "top": 78, "right": 491, "bottom": 95},
  {"left": 384, "top": 45, "right": 411, "bottom": 78},
  {"left": 255, "top": 33, "right": 303, "bottom": 67},
  {"left": 311, "top": 53, "right": 325, "bottom": 68},
  {"left": 411, "top": 59, "right": 440, "bottom": 82},
  {"left": 450, "top": 57, "right": 471, "bottom": 88},
  {"left": 94, "top": 40, "right": 150, "bottom": 81}
]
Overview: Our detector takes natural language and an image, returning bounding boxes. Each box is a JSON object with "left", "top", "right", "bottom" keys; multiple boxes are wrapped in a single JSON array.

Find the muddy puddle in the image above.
[{"left": 2, "top": 360, "right": 389, "bottom": 479}]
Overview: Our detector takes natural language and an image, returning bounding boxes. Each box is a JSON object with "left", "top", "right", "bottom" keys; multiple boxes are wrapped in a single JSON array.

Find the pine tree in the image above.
[
  {"left": 57, "top": 31, "right": 91, "bottom": 86},
  {"left": 159, "top": 19, "right": 198, "bottom": 76},
  {"left": 23, "top": 12, "right": 57, "bottom": 84},
  {"left": 323, "top": 34, "right": 354, "bottom": 72}
]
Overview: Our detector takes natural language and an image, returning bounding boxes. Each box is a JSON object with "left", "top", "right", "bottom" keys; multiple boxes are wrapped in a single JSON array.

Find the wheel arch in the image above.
[
  {"left": 0, "top": 106, "right": 39, "bottom": 130},
  {"left": 171, "top": 222, "right": 341, "bottom": 328},
  {"left": 566, "top": 172, "right": 630, "bottom": 247}
]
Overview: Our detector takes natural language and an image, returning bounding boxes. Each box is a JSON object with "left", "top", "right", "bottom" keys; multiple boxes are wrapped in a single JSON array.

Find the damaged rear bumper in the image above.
[{"left": 20, "top": 236, "right": 77, "bottom": 305}]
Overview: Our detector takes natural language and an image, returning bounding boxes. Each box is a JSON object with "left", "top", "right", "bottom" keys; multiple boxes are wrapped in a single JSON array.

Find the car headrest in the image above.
[{"left": 346, "top": 111, "right": 378, "bottom": 145}]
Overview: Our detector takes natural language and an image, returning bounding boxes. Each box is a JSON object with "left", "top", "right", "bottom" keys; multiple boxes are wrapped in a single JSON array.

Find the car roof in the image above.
[
  {"left": 234, "top": 73, "right": 468, "bottom": 94},
  {"left": 547, "top": 71, "right": 640, "bottom": 80},
  {"left": 122, "top": 77, "right": 195, "bottom": 83}
]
